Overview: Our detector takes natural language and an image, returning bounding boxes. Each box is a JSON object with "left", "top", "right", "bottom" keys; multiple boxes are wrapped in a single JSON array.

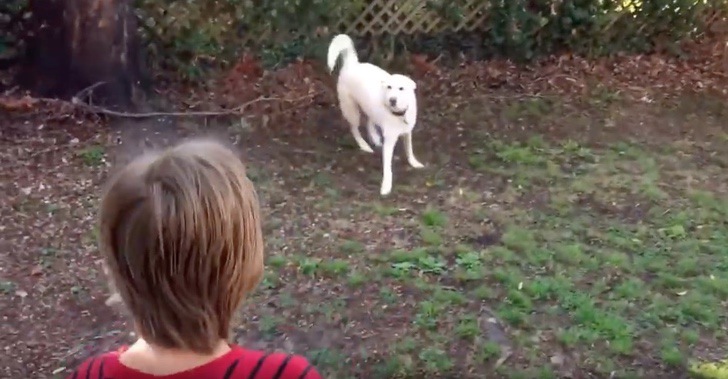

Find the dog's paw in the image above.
[
  {"left": 366, "top": 131, "right": 382, "bottom": 147},
  {"left": 380, "top": 182, "right": 392, "bottom": 196},
  {"left": 409, "top": 160, "right": 425, "bottom": 168},
  {"left": 371, "top": 133, "right": 383, "bottom": 146},
  {"left": 105, "top": 293, "right": 123, "bottom": 307},
  {"left": 360, "top": 144, "right": 375, "bottom": 153}
]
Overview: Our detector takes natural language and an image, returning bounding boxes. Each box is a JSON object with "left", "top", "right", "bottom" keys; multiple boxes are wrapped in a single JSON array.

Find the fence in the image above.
[{"left": 319, "top": 0, "right": 487, "bottom": 36}]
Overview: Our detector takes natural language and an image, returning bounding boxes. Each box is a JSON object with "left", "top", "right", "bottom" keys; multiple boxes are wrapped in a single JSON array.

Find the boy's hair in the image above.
[{"left": 99, "top": 139, "right": 264, "bottom": 354}]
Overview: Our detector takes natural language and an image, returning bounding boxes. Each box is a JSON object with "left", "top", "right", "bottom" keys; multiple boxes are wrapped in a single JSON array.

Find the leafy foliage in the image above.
[
  {"left": 133, "top": 0, "right": 726, "bottom": 76},
  {"left": 2, "top": 0, "right": 726, "bottom": 78},
  {"left": 406, "top": 0, "right": 724, "bottom": 60},
  {"left": 0, "top": 0, "right": 28, "bottom": 60},
  {"left": 134, "top": 0, "right": 367, "bottom": 77}
]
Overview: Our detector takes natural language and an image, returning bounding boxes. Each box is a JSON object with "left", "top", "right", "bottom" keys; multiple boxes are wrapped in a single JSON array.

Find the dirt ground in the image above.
[{"left": 1, "top": 54, "right": 728, "bottom": 378}]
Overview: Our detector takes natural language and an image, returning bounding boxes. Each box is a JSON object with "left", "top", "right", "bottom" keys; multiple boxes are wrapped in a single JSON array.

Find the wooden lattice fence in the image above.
[
  {"left": 241, "top": 0, "right": 489, "bottom": 45},
  {"left": 341, "top": 0, "right": 488, "bottom": 35}
]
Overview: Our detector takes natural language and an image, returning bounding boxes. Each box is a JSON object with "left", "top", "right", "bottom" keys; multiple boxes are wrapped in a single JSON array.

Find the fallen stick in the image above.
[{"left": 1, "top": 81, "right": 318, "bottom": 119}]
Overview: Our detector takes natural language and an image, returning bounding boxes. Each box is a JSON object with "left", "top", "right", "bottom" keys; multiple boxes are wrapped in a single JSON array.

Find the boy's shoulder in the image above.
[
  {"left": 65, "top": 348, "right": 122, "bottom": 379},
  {"left": 235, "top": 347, "right": 321, "bottom": 379},
  {"left": 65, "top": 345, "right": 322, "bottom": 379}
]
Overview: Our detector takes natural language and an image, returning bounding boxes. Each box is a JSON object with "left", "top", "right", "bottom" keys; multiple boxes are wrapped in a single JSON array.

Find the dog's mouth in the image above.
[{"left": 389, "top": 108, "right": 407, "bottom": 117}]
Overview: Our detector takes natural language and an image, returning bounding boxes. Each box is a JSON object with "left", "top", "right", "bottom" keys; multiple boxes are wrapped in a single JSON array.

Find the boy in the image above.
[{"left": 67, "top": 139, "right": 321, "bottom": 379}]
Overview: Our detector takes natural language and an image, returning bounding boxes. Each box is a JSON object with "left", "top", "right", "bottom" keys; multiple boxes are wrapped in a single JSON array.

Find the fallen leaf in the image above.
[
  {"left": 551, "top": 354, "right": 565, "bottom": 365},
  {"left": 494, "top": 347, "right": 512, "bottom": 369},
  {"left": 0, "top": 95, "right": 38, "bottom": 111},
  {"left": 105, "top": 293, "right": 122, "bottom": 306},
  {"left": 51, "top": 367, "right": 66, "bottom": 375}
]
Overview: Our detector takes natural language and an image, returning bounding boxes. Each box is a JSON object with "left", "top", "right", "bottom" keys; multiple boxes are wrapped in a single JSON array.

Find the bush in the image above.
[
  {"left": 134, "top": 0, "right": 367, "bottom": 77},
  {"left": 0, "top": 0, "right": 28, "bottom": 61},
  {"left": 5, "top": 0, "right": 728, "bottom": 78}
]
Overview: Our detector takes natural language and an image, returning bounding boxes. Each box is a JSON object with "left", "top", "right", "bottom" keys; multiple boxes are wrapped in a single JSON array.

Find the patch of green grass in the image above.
[
  {"left": 296, "top": 257, "right": 320, "bottom": 276},
  {"left": 340, "top": 239, "right": 365, "bottom": 255},
  {"left": 0, "top": 281, "right": 15, "bottom": 295},
  {"left": 267, "top": 255, "right": 287, "bottom": 268},
  {"left": 503, "top": 97, "right": 558, "bottom": 122},
  {"left": 421, "top": 207, "right": 448, "bottom": 227},
  {"left": 588, "top": 85, "right": 621, "bottom": 106},
  {"left": 245, "top": 165, "right": 264, "bottom": 183},
  {"left": 319, "top": 259, "right": 350, "bottom": 277},
  {"left": 478, "top": 341, "right": 502, "bottom": 362},
  {"left": 260, "top": 272, "right": 280, "bottom": 289},
  {"left": 309, "top": 348, "right": 349, "bottom": 374},
  {"left": 372, "top": 355, "right": 414, "bottom": 378},
  {"left": 454, "top": 314, "right": 480, "bottom": 340},
  {"left": 414, "top": 300, "right": 443, "bottom": 331},
  {"left": 372, "top": 203, "right": 399, "bottom": 216},
  {"left": 249, "top": 101, "right": 728, "bottom": 377},
  {"left": 420, "top": 227, "right": 443, "bottom": 246},
  {"left": 419, "top": 346, "right": 454, "bottom": 373},
  {"left": 379, "top": 286, "right": 398, "bottom": 304},
  {"left": 660, "top": 344, "right": 685, "bottom": 367},
  {"left": 313, "top": 172, "right": 333, "bottom": 188},
  {"left": 258, "top": 315, "right": 281, "bottom": 339},
  {"left": 454, "top": 249, "right": 484, "bottom": 281},
  {"left": 346, "top": 270, "right": 367, "bottom": 288},
  {"left": 384, "top": 247, "right": 447, "bottom": 278},
  {"left": 471, "top": 285, "right": 495, "bottom": 300},
  {"left": 78, "top": 145, "right": 105, "bottom": 166}
]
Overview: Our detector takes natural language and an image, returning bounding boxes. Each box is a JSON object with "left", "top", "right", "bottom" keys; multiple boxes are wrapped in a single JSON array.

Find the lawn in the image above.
[
  {"left": 1, "top": 63, "right": 727, "bottom": 378},
  {"left": 237, "top": 88, "right": 728, "bottom": 378}
]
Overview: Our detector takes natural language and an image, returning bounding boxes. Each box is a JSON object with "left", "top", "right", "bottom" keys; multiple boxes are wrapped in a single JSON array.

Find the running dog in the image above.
[{"left": 327, "top": 34, "right": 425, "bottom": 196}]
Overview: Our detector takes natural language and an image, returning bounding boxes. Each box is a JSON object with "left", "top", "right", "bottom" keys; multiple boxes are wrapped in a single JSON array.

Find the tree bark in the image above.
[{"left": 18, "top": 0, "right": 144, "bottom": 108}]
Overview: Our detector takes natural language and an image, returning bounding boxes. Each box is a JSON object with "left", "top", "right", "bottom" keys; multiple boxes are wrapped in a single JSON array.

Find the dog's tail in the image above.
[{"left": 327, "top": 34, "right": 358, "bottom": 73}]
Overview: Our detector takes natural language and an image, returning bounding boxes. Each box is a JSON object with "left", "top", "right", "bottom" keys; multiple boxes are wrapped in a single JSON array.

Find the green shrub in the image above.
[{"left": 8, "top": 0, "right": 727, "bottom": 77}]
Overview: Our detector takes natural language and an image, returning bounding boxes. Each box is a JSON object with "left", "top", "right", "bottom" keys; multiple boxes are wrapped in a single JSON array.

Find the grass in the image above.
[
  {"left": 240, "top": 92, "right": 728, "bottom": 378},
  {"left": 3, "top": 83, "right": 728, "bottom": 378},
  {"left": 77, "top": 145, "right": 106, "bottom": 166}
]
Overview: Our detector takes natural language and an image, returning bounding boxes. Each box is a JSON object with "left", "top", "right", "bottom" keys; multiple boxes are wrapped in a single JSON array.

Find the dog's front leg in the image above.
[
  {"left": 351, "top": 124, "right": 374, "bottom": 153},
  {"left": 404, "top": 132, "right": 425, "bottom": 168},
  {"left": 366, "top": 120, "right": 382, "bottom": 147},
  {"left": 380, "top": 134, "right": 397, "bottom": 196}
]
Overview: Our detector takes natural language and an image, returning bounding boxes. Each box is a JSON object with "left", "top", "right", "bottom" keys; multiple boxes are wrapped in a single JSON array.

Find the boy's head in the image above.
[{"left": 99, "top": 138, "right": 264, "bottom": 354}]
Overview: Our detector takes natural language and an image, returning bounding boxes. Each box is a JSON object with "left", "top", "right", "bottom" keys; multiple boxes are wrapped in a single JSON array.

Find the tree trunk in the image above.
[{"left": 18, "top": 0, "right": 144, "bottom": 108}]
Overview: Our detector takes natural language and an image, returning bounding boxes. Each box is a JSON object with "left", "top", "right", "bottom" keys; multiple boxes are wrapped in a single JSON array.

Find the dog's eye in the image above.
[
  {"left": 399, "top": 87, "right": 404, "bottom": 91},
  {"left": 387, "top": 85, "right": 392, "bottom": 90}
]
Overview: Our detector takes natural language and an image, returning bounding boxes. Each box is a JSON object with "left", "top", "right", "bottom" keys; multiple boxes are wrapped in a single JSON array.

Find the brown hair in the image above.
[{"left": 98, "top": 138, "right": 264, "bottom": 354}]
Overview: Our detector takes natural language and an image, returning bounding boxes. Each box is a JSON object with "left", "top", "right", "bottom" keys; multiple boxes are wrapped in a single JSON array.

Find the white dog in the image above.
[{"left": 327, "top": 34, "right": 425, "bottom": 196}]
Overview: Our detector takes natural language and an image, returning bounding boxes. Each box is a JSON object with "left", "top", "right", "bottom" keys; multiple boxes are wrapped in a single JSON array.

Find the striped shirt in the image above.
[{"left": 65, "top": 345, "right": 322, "bottom": 379}]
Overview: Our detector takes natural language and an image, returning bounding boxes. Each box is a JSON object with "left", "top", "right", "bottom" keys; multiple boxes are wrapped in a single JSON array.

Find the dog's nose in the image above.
[{"left": 389, "top": 98, "right": 397, "bottom": 106}]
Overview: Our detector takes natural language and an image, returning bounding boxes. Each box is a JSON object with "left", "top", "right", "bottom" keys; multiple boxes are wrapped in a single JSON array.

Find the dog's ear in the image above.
[{"left": 407, "top": 77, "right": 417, "bottom": 90}]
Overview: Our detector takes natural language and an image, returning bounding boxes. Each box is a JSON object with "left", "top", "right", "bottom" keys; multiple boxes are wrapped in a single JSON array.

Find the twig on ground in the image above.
[
  {"left": 270, "top": 138, "right": 320, "bottom": 155},
  {"left": 0, "top": 81, "right": 319, "bottom": 119},
  {"left": 2, "top": 85, "right": 20, "bottom": 96},
  {"left": 72, "top": 81, "right": 107, "bottom": 102},
  {"left": 60, "top": 94, "right": 316, "bottom": 119}
]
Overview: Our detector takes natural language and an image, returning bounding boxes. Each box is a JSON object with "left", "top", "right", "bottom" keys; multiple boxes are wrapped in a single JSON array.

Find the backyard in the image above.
[{"left": 1, "top": 53, "right": 728, "bottom": 378}]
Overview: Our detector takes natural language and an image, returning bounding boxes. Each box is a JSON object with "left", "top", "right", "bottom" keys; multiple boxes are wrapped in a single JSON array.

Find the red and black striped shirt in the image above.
[{"left": 65, "top": 345, "right": 322, "bottom": 379}]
